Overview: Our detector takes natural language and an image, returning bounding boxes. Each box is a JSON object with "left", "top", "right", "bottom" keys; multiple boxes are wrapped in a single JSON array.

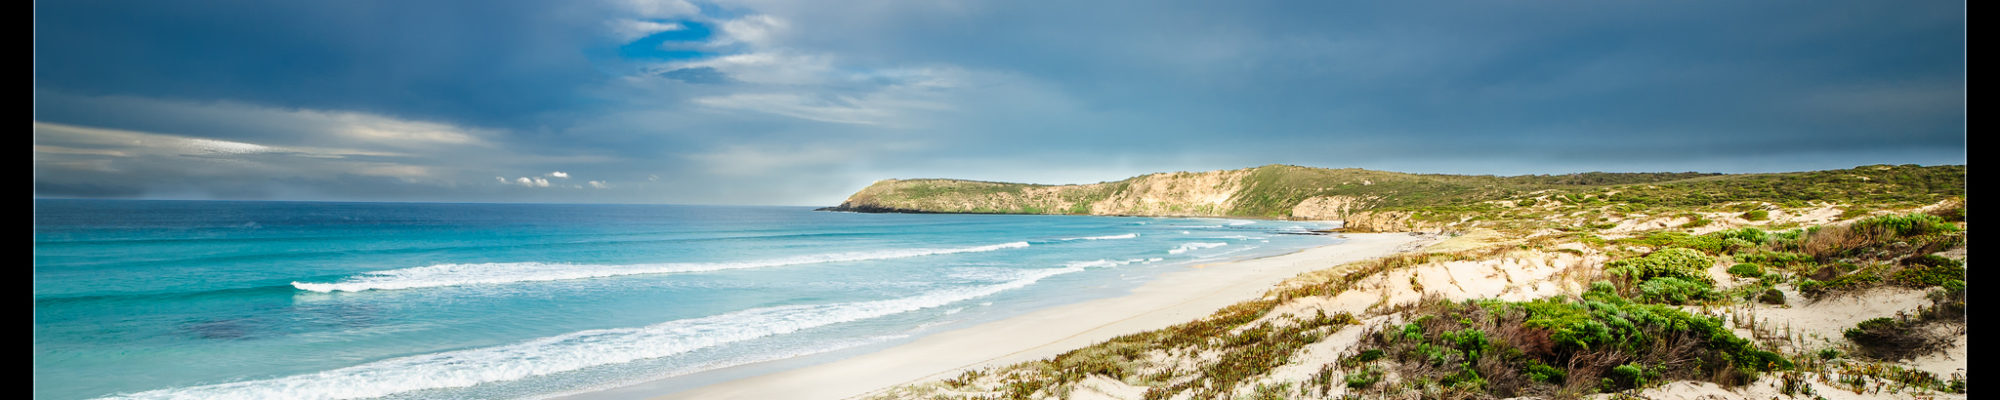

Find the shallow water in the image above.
[{"left": 34, "top": 199, "right": 1335, "bottom": 400}]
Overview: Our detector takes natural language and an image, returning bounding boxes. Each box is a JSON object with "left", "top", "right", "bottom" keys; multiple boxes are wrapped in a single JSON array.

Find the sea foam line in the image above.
[
  {"left": 291, "top": 242, "right": 1031, "bottom": 293},
  {"left": 1059, "top": 233, "right": 1138, "bottom": 241},
  {"left": 110, "top": 265, "right": 1080, "bottom": 400},
  {"left": 1062, "top": 257, "right": 1162, "bottom": 269},
  {"left": 1167, "top": 242, "right": 1228, "bottom": 254}
]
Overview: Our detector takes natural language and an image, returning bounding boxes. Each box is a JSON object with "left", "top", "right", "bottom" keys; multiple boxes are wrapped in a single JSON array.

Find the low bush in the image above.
[
  {"left": 1852, "top": 213, "right": 1959, "bottom": 238},
  {"left": 1844, "top": 317, "right": 1946, "bottom": 361},
  {"left": 1798, "top": 271, "right": 1883, "bottom": 298},
  {"left": 1735, "top": 251, "right": 1813, "bottom": 267},
  {"left": 1605, "top": 248, "right": 1715, "bottom": 294},
  {"left": 1345, "top": 366, "right": 1383, "bottom": 389},
  {"left": 1742, "top": 210, "right": 1770, "bottom": 221},
  {"left": 1892, "top": 255, "right": 1965, "bottom": 288},
  {"left": 1758, "top": 288, "right": 1785, "bottom": 305},
  {"left": 1726, "top": 263, "right": 1764, "bottom": 278},
  {"left": 1622, "top": 232, "right": 1726, "bottom": 254},
  {"left": 1637, "top": 277, "right": 1720, "bottom": 305},
  {"left": 1344, "top": 287, "right": 1789, "bottom": 398}
]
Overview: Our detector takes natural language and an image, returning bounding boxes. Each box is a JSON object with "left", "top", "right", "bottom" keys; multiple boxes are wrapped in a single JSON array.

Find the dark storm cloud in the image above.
[
  {"left": 33, "top": 0, "right": 614, "bottom": 129},
  {"left": 729, "top": 0, "right": 1963, "bottom": 157},
  {"left": 33, "top": 0, "right": 1964, "bottom": 205}
]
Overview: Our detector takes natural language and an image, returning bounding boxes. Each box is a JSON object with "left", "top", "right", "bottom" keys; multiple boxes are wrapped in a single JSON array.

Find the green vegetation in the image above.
[
  {"left": 1636, "top": 277, "right": 1720, "bottom": 304},
  {"left": 1758, "top": 288, "right": 1786, "bottom": 305},
  {"left": 1603, "top": 248, "right": 1715, "bottom": 301},
  {"left": 1838, "top": 284, "right": 1966, "bottom": 362},
  {"left": 1726, "top": 263, "right": 1763, "bottom": 278},
  {"left": 1893, "top": 255, "right": 1966, "bottom": 288},
  {"left": 1756, "top": 213, "right": 1966, "bottom": 298},
  {"left": 1335, "top": 283, "right": 1787, "bottom": 398}
]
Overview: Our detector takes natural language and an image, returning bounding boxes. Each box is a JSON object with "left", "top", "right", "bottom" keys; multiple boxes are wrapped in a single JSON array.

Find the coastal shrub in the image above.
[
  {"left": 1345, "top": 366, "right": 1383, "bottom": 389},
  {"left": 1799, "top": 270, "right": 1883, "bottom": 298},
  {"left": 1604, "top": 363, "right": 1659, "bottom": 391},
  {"left": 1523, "top": 359, "right": 1565, "bottom": 384},
  {"left": 1723, "top": 238, "right": 1756, "bottom": 253},
  {"left": 1928, "top": 201, "right": 1965, "bottom": 222},
  {"left": 1843, "top": 317, "right": 1944, "bottom": 361},
  {"left": 1735, "top": 251, "right": 1813, "bottom": 267},
  {"left": 1622, "top": 231, "right": 1726, "bottom": 254},
  {"left": 1726, "top": 263, "right": 1764, "bottom": 278},
  {"left": 1351, "top": 293, "right": 1787, "bottom": 398},
  {"left": 1742, "top": 210, "right": 1770, "bottom": 221},
  {"left": 1714, "top": 228, "right": 1771, "bottom": 246},
  {"left": 1605, "top": 248, "right": 1715, "bottom": 294},
  {"left": 1771, "top": 215, "right": 1963, "bottom": 263},
  {"left": 1637, "top": 277, "right": 1719, "bottom": 305},
  {"left": 1892, "top": 255, "right": 1965, "bottom": 288},
  {"left": 1758, "top": 288, "right": 1786, "bottom": 305},
  {"left": 1852, "top": 213, "right": 1959, "bottom": 238}
]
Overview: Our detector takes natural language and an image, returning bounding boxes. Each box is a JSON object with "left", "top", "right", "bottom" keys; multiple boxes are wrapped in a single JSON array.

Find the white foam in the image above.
[
  {"left": 1168, "top": 242, "right": 1228, "bottom": 254},
  {"left": 1226, "top": 220, "right": 1256, "bottom": 226},
  {"left": 1061, "top": 258, "right": 1151, "bottom": 269},
  {"left": 1207, "top": 234, "right": 1268, "bottom": 240},
  {"left": 110, "top": 266, "right": 1080, "bottom": 400},
  {"left": 1059, "top": 233, "right": 1138, "bottom": 241},
  {"left": 292, "top": 242, "right": 1031, "bottom": 293}
]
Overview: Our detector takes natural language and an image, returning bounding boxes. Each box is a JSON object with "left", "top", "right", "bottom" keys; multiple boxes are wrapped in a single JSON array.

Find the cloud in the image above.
[
  {"left": 588, "top": 180, "right": 611, "bottom": 189},
  {"left": 609, "top": 19, "right": 684, "bottom": 41},
  {"left": 32, "top": 0, "right": 1965, "bottom": 206},
  {"left": 619, "top": 0, "right": 698, "bottom": 18},
  {"left": 35, "top": 93, "right": 492, "bottom": 150},
  {"left": 514, "top": 177, "right": 552, "bottom": 187},
  {"left": 549, "top": 171, "right": 570, "bottom": 178},
  {"left": 34, "top": 122, "right": 399, "bottom": 161},
  {"left": 32, "top": 0, "right": 628, "bottom": 129},
  {"left": 713, "top": 14, "right": 787, "bottom": 47},
  {"left": 33, "top": 121, "right": 454, "bottom": 199}
]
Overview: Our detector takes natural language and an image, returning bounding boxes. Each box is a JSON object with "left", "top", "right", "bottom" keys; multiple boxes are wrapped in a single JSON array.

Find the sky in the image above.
[{"left": 33, "top": 0, "right": 1965, "bottom": 206}]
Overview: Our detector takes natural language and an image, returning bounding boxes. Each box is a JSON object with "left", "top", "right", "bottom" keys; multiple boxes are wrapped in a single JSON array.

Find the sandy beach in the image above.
[{"left": 625, "top": 232, "right": 1425, "bottom": 400}]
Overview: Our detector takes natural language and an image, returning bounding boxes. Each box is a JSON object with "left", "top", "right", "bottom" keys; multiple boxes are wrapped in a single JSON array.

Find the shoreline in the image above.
[{"left": 590, "top": 232, "right": 1426, "bottom": 400}]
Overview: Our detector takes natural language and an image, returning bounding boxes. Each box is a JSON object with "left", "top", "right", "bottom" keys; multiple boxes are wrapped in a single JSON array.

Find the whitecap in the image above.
[
  {"left": 115, "top": 265, "right": 1079, "bottom": 400},
  {"left": 293, "top": 242, "right": 1032, "bottom": 293}
]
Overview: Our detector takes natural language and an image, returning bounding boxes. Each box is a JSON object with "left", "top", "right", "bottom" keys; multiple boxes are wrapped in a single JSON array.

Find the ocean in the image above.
[{"left": 32, "top": 199, "right": 1339, "bottom": 400}]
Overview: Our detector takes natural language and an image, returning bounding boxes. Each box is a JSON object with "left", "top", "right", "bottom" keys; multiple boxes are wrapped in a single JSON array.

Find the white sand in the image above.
[{"left": 637, "top": 233, "right": 1424, "bottom": 400}]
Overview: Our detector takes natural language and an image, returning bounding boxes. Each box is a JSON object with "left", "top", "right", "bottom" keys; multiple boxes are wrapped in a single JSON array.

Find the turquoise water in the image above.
[{"left": 33, "top": 199, "right": 1338, "bottom": 400}]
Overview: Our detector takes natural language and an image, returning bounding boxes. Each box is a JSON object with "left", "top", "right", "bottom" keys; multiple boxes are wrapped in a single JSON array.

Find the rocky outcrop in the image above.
[{"left": 1288, "top": 195, "right": 1377, "bottom": 220}]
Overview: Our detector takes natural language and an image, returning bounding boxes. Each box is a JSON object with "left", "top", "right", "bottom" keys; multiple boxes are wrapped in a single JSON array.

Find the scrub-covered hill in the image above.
[{"left": 822, "top": 164, "right": 1963, "bottom": 233}]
